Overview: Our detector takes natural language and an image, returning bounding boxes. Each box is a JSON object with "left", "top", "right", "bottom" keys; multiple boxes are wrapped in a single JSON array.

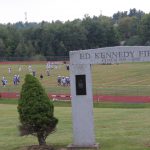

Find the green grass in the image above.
[
  {"left": 1, "top": 99, "right": 150, "bottom": 108},
  {"left": 0, "top": 99, "right": 19, "bottom": 105},
  {"left": 0, "top": 104, "right": 150, "bottom": 150},
  {"left": 1, "top": 62, "right": 150, "bottom": 96},
  {"left": 92, "top": 62, "right": 150, "bottom": 96},
  {"left": 1, "top": 62, "right": 150, "bottom": 150}
]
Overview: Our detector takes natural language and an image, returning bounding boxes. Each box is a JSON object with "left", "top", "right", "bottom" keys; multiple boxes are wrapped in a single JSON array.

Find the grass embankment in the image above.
[
  {"left": 0, "top": 103, "right": 150, "bottom": 150},
  {"left": 1, "top": 62, "right": 150, "bottom": 96}
]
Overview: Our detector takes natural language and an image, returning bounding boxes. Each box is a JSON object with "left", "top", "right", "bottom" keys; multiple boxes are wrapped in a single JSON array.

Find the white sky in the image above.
[{"left": 0, "top": 0, "right": 149, "bottom": 23}]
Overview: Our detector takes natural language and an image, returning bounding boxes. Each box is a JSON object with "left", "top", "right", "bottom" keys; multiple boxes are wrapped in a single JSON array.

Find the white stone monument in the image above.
[{"left": 69, "top": 46, "right": 150, "bottom": 149}]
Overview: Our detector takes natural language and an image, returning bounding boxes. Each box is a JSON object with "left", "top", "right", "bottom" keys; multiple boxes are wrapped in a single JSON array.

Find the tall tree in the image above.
[
  {"left": 118, "top": 16, "right": 138, "bottom": 40},
  {"left": 0, "top": 38, "right": 6, "bottom": 56},
  {"left": 138, "top": 14, "right": 150, "bottom": 45}
]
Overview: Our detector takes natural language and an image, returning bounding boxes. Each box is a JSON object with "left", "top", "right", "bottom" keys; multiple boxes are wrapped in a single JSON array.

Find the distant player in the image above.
[
  {"left": 28, "top": 65, "right": 32, "bottom": 72},
  {"left": 57, "top": 76, "right": 61, "bottom": 85},
  {"left": 2, "top": 76, "right": 7, "bottom": 86},
  {"left": 66, "top": 76, "right": 70, "bottom": 86},
  {"left": 13, "top": 75, "right": 17, "bottom": 85},
  {"left": 8, "top": 67, "right": 12, "bottom": 74},
  {"left": 32, "top": 70, "right": 36, "bottom": 77},
  {"left": 46, "top": 69, "right": 50, "bottom": 76},
  {"left": 17, "top": 75, "right": 20, "bottom": 84},
  {"left": 40, "top": 74, "right": 43, "bottom": 80},
  {"left": 66, "top": 64, "right": 69, "bottom": 71}
]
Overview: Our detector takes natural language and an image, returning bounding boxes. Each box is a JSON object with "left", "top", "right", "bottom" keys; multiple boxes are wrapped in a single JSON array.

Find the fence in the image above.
[{"left": 0, "top": 55, "right": 69, "bottom": 61}]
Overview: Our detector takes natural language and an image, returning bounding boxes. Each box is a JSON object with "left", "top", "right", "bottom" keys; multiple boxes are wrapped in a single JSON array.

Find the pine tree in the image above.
[{"left": 18, "top": 74, "right": 58, "bottom": 145}]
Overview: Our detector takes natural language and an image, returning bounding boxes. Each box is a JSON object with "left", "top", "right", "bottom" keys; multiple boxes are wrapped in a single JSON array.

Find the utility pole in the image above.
[{"left": 24, "top": 12, "right": 28, "bottom": 23}]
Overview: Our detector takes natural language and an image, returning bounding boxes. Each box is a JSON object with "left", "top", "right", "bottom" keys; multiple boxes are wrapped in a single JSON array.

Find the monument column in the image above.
[
  {"left": 68, "top": 46, "right": 150, "bottom": 149},
  {"left": 69, "top": 64, "right": 97, "bottom": 147}
]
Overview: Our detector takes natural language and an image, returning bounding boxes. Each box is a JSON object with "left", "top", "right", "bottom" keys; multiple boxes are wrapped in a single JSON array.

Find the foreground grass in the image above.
[
  {"left": 1, "top": 99, "right": 150, "bottom": 108},
  {"left": 0, "top": 104, "right": 150, "bottom": 150}
]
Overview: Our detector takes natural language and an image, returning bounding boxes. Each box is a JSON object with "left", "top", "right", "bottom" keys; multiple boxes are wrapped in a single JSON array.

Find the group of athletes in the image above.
[
  {"left": 57, "top": 76, "right": 70, "bottom": 86},
  {"left": 1, "top": 62, "right": 70, "bottom": 87},
  {"left": 1, "top": 74, "right": 20, "bottom": 87}
]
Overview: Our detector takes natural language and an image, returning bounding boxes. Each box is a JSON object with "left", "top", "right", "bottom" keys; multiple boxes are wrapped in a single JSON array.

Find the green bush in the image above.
[{"left": 18, "top": 74, "right": 58, "bottom": 145}]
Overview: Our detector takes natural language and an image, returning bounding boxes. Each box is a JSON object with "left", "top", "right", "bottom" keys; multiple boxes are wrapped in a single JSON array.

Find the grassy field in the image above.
[
  {"left": 1, "top": 62, "right": 150, "bottom": 150},
  {"left": 0, "top": 103, "right": 150, "bottom": 150},
  {"left": 1, "top": 62, "right": 150, "bottom": 96},
  {"left": 1, "top": 99, "right": 150, "bottom": 108},
  {"left": 0, "top": 63, "right": 70, "bottom": 94}
]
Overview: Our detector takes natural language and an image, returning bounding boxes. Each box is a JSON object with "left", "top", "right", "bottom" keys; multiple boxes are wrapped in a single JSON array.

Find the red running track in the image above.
[{"left": 1, "top": 92, "right": 150, "bottom": 103}]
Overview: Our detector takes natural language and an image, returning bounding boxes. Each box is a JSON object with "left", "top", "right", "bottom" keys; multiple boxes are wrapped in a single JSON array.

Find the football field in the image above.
[{"left": 1, "top": 61, "right": 150, "bottom": 97}]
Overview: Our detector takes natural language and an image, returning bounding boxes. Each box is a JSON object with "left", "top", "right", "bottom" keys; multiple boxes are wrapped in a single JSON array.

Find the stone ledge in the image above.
[{"left": 67, "top": 143, "right": 100, "bottom": 150}]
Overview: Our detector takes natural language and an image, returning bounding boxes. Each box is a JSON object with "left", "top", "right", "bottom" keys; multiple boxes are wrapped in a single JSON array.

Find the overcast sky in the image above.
[{"left": 0, "top": 0, "right": 149, "bottom": 23}]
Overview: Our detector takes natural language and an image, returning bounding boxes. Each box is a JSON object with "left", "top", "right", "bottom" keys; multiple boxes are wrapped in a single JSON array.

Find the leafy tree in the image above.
[
  {"left": 118, "top": 16, "right": 138, "bottom": 40},
  {"left": 0, "top": 9, "right": 149, "bottom": 59},
  {"left": 138, "top": 14, "right": 150, "bottom": 45},
  {"left": 15, "top": 41, "right": 35, "bottom": 57},
  {"left": 60, "top": 19, "right": 87, "bottom": 52},
  {"left": 82, "top": 16, "right": 107, "bottom": 48},
  {"left": 113, "top": 11, "right": 128, "bottom": 23},
  {"left": 125, "top": 35, "right": 142, "bottom": 46},
  {"left": 100, "top": 16, "right": 120, "bottom": 46},
  {"left": 5, "top": 25, "right": 20, "bottom": 56},
  {"left": 0, "top": 38, "right": 6, "bottom": 56},
  {"left": 18, "top": 74, "right": 58, "bottom": 145},
  {"left": 113, "top": 8, "right": 144, "bottom": 23},
  {"left": 128, "top": 8, "right": 145, "bottom": 20}
]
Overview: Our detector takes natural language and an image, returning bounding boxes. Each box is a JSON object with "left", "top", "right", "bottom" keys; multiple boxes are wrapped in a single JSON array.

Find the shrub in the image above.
[{"left": 18, "top": 74, "right": 58, "bottom": 145}]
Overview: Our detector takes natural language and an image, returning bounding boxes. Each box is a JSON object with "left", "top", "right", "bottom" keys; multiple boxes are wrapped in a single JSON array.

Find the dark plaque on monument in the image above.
[{"left": 76, "top": 75, "right": 86, "bottom": 95}]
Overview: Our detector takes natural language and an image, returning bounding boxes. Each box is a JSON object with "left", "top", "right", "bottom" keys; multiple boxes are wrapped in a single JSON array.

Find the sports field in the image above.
[
  {"left": 0, "top": 61, "right": 150, "bottom": 150},
  {"left": 1, "top": 61, "right": 150, "bottom": 96},
  {"left": 0, "top": 103, "right": 150, "bottom": 150}
]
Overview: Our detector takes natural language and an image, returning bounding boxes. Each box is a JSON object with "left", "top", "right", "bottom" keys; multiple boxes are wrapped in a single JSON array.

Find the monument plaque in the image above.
[{"left": 76, "top": 75, "right": 86, "bottom": 95}]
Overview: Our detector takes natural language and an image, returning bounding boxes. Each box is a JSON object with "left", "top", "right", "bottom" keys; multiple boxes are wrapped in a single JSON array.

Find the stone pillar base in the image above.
[{"left": 67, "top": 143, "right": 100, "bottom": 150}]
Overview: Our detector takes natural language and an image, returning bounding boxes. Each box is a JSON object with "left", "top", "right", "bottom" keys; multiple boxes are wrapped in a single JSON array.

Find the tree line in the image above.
[{"left": 0, "top": 8, "right": 150, "bottom": 60}]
